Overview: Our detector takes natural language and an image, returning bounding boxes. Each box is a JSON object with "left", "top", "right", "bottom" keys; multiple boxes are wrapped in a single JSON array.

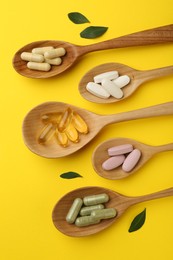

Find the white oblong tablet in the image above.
[
  {"left": 108, "top": 144, "right": 133, "bottom": 156},
  {"left": 86, "top": 82, "right": 110, "bottom": 99},
  {"left": 122, "top": 149, "right": 141, "bottom": 172},
  {"left": 112, "top": 75, "right": 130, "bottom": 88},
  {"left": 102, "top": 155, "right": 125, "bottom": 171},
  {"left": 94, "top": 71, "right": 119, "bottom": 84},
  {"left": 101, "top": 79, "right": 123, "bottom": 99}
]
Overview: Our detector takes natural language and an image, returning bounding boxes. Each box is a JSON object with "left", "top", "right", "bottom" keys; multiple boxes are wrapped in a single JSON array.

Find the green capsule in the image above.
[
  {"left": 75, "top": 216, "right": 100, "bottom": 227},
  {"left": 80, "top": 204, "right": 104, "bottom": 216},
  {"left": 66, "top": 198, "right": 83, "bottom": 224},
  {"left": 83, "top": 193, "right": 109, "bottom": 206},
  {"left": 91, "top": 208, "right": 117, "bottom": 220}
]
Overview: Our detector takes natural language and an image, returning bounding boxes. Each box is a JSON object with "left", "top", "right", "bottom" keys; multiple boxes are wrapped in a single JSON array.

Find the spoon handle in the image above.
[
  {"left": 130, "top": 187, "right": 173, "bottom": 205},
  {"left": 83, "top": 24, "right": 173, "bottom": 53},
  {"left": 102, "top": 102, "right": 173, "bottom": 125},
  {"left": 136, "top": 65, "right": 173, "bottom": 83}
]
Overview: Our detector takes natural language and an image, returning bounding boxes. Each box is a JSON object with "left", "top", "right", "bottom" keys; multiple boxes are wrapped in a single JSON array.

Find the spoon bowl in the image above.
[
  {"left": 79, "top": 63, "right": 173, "bottom": 103},
  {"left": 52, "top": 186, "right": 173, "bottom": 236},
  {"left": 92, "top": 137, "right": 173, "bottom": 179},
  {"left": 22, "top": 101, "right": 173, "bottom": 158},
  {"left": 13, "top": 24, "right": 173, "bottom": 78}
]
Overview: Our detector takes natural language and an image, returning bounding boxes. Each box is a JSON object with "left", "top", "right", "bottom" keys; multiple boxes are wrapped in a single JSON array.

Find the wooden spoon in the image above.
[
  {"left": 22, "top": 101, "right": 173, "bottom": 158},
  {"left": 92, "top": 138, "right": 173, "bottom": 180},
  {"left": 79, "top": 63, "right": 173, "bottom": 103},
  {"left": 13, "top": 24, "right": 173, "bottom": 78},
  {"left": 52, "top": 186, "right": 173, "bottom": 237}
]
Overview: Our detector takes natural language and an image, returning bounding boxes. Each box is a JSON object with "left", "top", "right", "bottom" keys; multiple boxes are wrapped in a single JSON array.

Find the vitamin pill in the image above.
[
  {"left": 80, "top": 204, "right": 104, "bottom": 216},
  {"left": 55, "top": 129, "right": 68, "bottom": 147},
  {"left": 72, "top": 112, "right": 89, "bottom": 134},
  {"left": 102, "top": 155, "right": 125, "bottom": 171},
  {"left": 112, "top": 75, "right": 130, "bottom": 88},
  {"left": 21, "top": 52, "right": 44, "bottom": 62},
  {"left": 94, "top": 71, "right": 119, "bottom": 84},
  {"left": 83, "top": 193, "right": 109, "bottom": 206},
  {"left": 38, "top": 123, "right": 56, "bottom": 143},
  {"left": 58, "top": 107, "right": 73, "bottom": 132},
  {"left": 32, "top": 46, "right": 54, "bottom": 54},
  {"left": 101, "top": 79, "right": 123, "bottom": 99},
  {"left": 108, "top": 144, "right": 133, "bottom": 156},
  {"left": 122, "top": 148, "right": 141, "bottom": 172},
  {"left": 65, "top": 123, "right": 79, "bottom": 143},
  {"left": 75, "top": 216, "right": 100, "bottom": 227},
  {"left": 41, "top": 112, "right": 62, "bottom": 124},
  {"left": 45, "top": 57, "right": 62, "bottom": 65},
  {"left": 86, "top": 82, "right": 110, "bottom": 99},
  {"left": 66, "top": 198, "right": 83, "bottom": 224},
  {"left": 44, "top": 47, "right": 66, "bottom": 59},
  {"left": 91, "top": 208, "right": 117, "bottom": 220},
  {"left": 27, "top": 62, "right": 51, "bottom": 71}
]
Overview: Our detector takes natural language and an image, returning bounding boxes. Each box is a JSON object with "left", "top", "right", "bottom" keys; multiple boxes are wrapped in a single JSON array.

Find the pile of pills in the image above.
[
  {"left": 102, "top": 144, "right": 141, "bottom": 172},
  {"left": 66, "top": 193, "right": 117, "bottom": 227},
  {"left": 38, "top": 107, "right": 89, "bottom": 147},
  {"left": 20, "top": 46, "right": 66, "bottom": 71},
  {"left": 86, "top": 71, "right": 130, "bottom": 99}
]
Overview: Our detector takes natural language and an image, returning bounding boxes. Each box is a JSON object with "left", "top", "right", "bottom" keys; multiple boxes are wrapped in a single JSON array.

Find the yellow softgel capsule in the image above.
[
  {"left": 27, "top": 62, "right": 51, "bottom": 71},
  {"left": 21, "top": 52, "right": 44, "bottom": 62},
  {"left": 72, "top": 112, "right": 89, "bottom": 134},
  {"left": 32, "top": 46, "right": 54, "bottom": 55},
  {"left": 38, "top": 123, "right": 56, "bottom": 143},
  {"left": 58, "top": 107, "right": 73, "bottom": 132},
  {"left": 41, "top": 112, "right": 62, "bottom": 124},
  {"left": 44, "top": 47, "right": 66, "bottom": 59},
  {"left": 65, "top": 123, "right": 79, "bottom": 143},
  {"left": 55, "top": 129, "right": 68, "bottom": 147}
]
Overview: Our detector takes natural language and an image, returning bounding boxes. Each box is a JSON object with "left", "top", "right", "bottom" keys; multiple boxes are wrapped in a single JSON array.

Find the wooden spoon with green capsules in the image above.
[
  {"left": 22, "top": 101, "right": 173, "bottom": 158},
  {"left": 52, "top": 186, "right": 173, "bottom": 237},
  {"left": 13, "top": 24, "right": 173, "bottom": 78}
]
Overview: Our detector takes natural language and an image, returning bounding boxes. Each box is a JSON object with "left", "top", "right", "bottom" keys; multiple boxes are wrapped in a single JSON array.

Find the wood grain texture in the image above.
[
  {"left": 52, "top": 186, "right": 173, "bottom": 237},
  {"left": 22, "top": 101, "right": 173, "bottom": 158},
  {"left": 79, "top": 63, "right": 173, "bottom": 103},
  {"left": 13, "top": 24, "right": 173, "bottom": 78},
  {"left": 92, "top": 138, "right": 173, "bottom": 180}
]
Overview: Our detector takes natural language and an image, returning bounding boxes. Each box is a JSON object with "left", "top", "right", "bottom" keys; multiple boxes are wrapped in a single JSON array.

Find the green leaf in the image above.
[
  {"left": 68, "top": 12, "right": 90, "bottom": 24},
  {"left": 60, "top": 172, "right": 83, "bottom": 179},
  {"left": 80, "top": 26, "right": 108, "bottom": 39},
  {"left": 128, "top": 208, "right": 146, "bottom": 233}
]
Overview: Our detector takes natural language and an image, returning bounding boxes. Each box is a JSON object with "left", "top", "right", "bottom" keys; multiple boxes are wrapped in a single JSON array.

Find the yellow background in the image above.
[{"left": 1, "top": 0, "right": 173, "bottom": 259}]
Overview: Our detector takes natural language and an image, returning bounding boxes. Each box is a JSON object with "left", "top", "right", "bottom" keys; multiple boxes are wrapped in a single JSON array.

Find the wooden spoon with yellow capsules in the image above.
[
  {"left": 22, "top": 101, "right": 173, "bottom": 158},
  {"left": 13, "top": 24, "right": 173, "bottom": 78}
]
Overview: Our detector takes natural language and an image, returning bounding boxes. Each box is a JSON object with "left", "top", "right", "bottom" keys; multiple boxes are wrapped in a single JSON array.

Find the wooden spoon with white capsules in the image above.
[
  {"left": 52, "top": 186, "right": 173, "bottom": 237},
  {"left": 78, "top": 63, "right": 173, "bottom": 103},
  {"left": 22, "top": 101, "right": 173, "bottom": 158},
  {"left": 92, "top": 137, "right": 173, "bottom": 180},
  {"left": 13, "top": 24, "right": 173, "bottom": 78}
]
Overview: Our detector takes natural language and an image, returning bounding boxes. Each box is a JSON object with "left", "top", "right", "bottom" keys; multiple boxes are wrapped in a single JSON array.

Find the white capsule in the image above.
[
  {"left": 94, "top": 71, "right": 119, "bottom": 84},
  {"left": 112, "top": 75, "right": 130, "bottom": 88},
  {"left": 27, "top": 62, "right": 51, "bottom": 71},
  {"left": 101, "top": 79, "right": 123, "bottom": 99},
  {"left": 32, "top": 46, "right": 54, "bottom": 54},
  {"left": 21, "top": 52, "right": 44, "bottom": 62},
  {"left": 44, "top": 47, "right": 66, "bottom": 59},
  {"left": 86, "top": 82, "right": 110, "bottom": 99},
  {"left": 45, "top": 57, "right": 62, "bottom": 65}
]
